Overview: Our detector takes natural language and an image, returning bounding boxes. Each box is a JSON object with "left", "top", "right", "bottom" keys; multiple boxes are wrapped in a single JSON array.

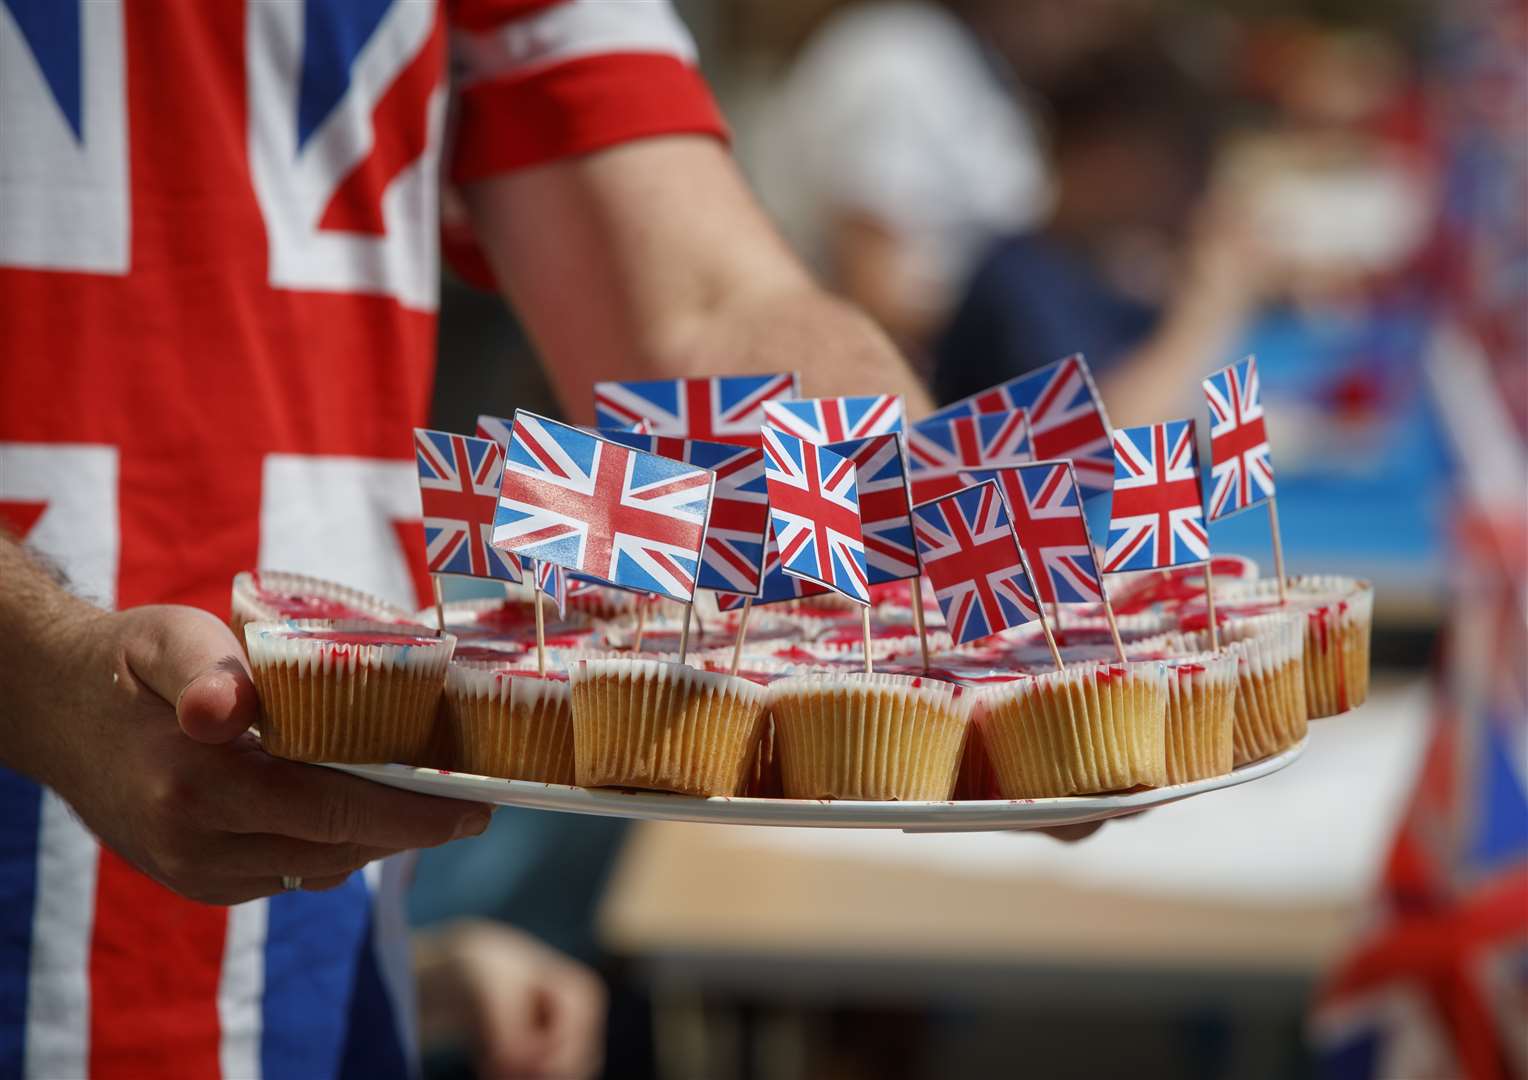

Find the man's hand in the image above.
[
  {"left": 3, "top": 590, "right": 490, "bottom": 905},
  {"left": 417, "top": 920, "right": 607, "bottom": 1080}
]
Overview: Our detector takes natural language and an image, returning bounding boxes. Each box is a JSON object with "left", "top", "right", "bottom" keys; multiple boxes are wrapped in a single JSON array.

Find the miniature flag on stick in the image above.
[
  {"left": 911, "top": 480, "right": 1061, "bottom": 668},
  {"left": 492, "top": 412, "right": 715, "bottom": 605},
  {"left": 762, "top": 427, "right": 871, "bottom": 605},
  {"left": 415, "top": 429, "right": 524, "bottom": 583},
  {"left": 830, "top": 432, "right": 927, "bottom": 665},
  {"left": 593, "top": 373, "right": 799, "bottom": 447},
  {"left": 925, "top": 354, "right": 1114, "bottom": 495},
  {"left": 963, "top": 460, "right": 1125, "bottom": 663},
  {"left": 1203, "top": 356, "right": 1285, "bottom": 601},
  {"left": 603, "top": 432, "right": 770, "bottom": 597},
  {"left": 762, "top": 426, "right": 873, "bottom": 671},
  {"left": 761, "top": 394, "right": 904, "bottom": 444},
  {"left": 906, "top": 408, "right": 1032, "bottom": 503},
  {"left": 715, "top": 530, "right": 829, "bottom": 610},
  {"left": 1105, "top": 420, "right": 1218, "bottom": 648}
]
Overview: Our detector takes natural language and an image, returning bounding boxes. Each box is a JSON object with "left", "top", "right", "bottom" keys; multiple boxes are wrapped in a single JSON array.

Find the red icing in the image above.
[
  {"left": 493, "top": 669, "right": 569, "bottom": 684},
  {"left": 452, "top": 643, "right": 525, "bottom": 663},
  {"left": 286, "top": 629, "right": 441, "bottom": 647}
]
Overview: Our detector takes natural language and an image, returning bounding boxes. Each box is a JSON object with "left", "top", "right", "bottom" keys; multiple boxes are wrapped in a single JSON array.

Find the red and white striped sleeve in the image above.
[{"left": 447, "top": 0, "right": 728, "bottom": 183}]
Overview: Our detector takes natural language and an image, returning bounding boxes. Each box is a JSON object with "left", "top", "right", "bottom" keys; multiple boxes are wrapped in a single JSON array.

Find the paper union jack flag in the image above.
[
  {"left": 534, "top": 560, "right": 568, "bottom": 619},
  {"left": 1104, "top": 420, "right": 1210, "bottom": 573},
  {"left": 912, "top": 480, "right": 1037, "bottom": 646},
  {"left": 475, "top": 414, "right": 514, "bottom": 450},
  {"left": 414, "top": 429, "right": 522, "bottom": 582},
  {"left": 479, "top": 414, "right": 651, "bottom": 447},
  {"left": 1203, "top": 356, "right": 1276, "bottom": 519},
  {"left": 761, "top": 395, "right": 904, "bottom": 444},
  {"left": 761, "top": 427, "right": 870, "bottom": 604},
  {"left": 963, "top": 461, "right": 1104, "bottom": 605},
  {"left": 827, "top": 434, "right": 919, "bottom": 583},
  {"left": 906, "top": 408, "right": 1031, "bottom": 503},
  {"left": 715, "top": 529, "right": 829, "bottom": 610},
  {"left": 492, "top": 413, "right": 715, "bottom": 603},
  {"left": 604, "top": 431, "right": 769, "bottom": 596},
  {"left": 593, "top": 373, "right": 799, "bottom": 447},
  {"left": 927, "top": 354, "right": 1114, "bottom": 494}
]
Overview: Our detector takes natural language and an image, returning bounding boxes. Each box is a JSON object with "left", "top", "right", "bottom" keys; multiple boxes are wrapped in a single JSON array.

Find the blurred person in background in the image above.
[
  {"left": 934, "top": 47, "right": 1288, "bottom": 427},
  {"left": 753, "top": 0, "right": 1145, "bottom": 362}
]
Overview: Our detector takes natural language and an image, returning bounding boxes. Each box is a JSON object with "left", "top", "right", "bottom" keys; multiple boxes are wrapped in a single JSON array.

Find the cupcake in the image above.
[
  {"left": 244, "top": 621, "right": 454, "bottom": 764},
  {"left": 1152, "top": 652, "right": 1238, "bottom": 784},
  {"left": 443, "top": 662, "right": 574, "bottom": 785},
  {"left": 1180, "top": 575, "right": 1372, "bottom": 718},
  {"left": 768, "top": 673, "right": 975, "bottom": 801},
  {"left": 230, "top": 570, "right": 413, "bottom": 643},
  {"left": 1162, "top": 612, "right": 1308, "bottom": 766},
  {"left": 976, "top": 660, "right": 1169, "bottom": 797},
  {"left": 567, "top": 659, "right": 770, "bottom": 796}
]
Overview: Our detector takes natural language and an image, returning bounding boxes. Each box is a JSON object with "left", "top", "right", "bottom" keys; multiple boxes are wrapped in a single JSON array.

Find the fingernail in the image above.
[{"left": 455, "top": 809, "right": 492, "bottom": 839}]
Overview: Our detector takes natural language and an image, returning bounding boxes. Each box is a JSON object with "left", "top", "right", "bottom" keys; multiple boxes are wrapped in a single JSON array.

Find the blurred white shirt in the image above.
[{"left": 751, "top": 1, "right": 1049, "bottom": 307}]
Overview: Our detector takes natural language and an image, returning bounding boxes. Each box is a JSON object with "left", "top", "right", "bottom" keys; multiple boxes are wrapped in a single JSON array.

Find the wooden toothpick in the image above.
[
  {"left": 860, "top": 604, "right": 874, "bottom": 675},
  {"left": 1202, "top": 561, "right": 1221, "bottom": 651},
  {"left": 1266, "top": 496, "right": 1289, "bottom": 604},
  {"left": 729, "top": 597, "right": 753, "bottom": 677},
  {"left": 532, "top": 562, "right": 547, "bottom": 676},
  {"left": 677, "top": 603, "right": 694, "bottom": 666},
  {"left": 1100, "top": 590, "right": 1129, "bottom": 665},
  {"left": 432, "top": 577, "right": 446, "bottom": 637},
  {"left": 910, "top": 576, "right": 931, "bottom": 672}
]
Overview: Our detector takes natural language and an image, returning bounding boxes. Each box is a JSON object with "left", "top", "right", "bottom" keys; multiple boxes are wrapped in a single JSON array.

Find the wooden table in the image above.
[{"left": 595, "top": 678, "right": 1428, "bottom": 1079}]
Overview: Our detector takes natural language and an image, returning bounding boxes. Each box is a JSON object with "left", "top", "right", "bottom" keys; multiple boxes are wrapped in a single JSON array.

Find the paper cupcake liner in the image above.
[
  {"left": 567, "top": 660, "right": 770, "bottom": 796},
  {"left": 444, "top": 662, "right": 575, "bottom": 784},
  {"left": 1204, "top": 575, "right": 1373, "bottom": 719},
  {"left": 976, "top": 660, "right": 1169, "bottom": 797},
  {"left": 1161, "top": 612, "right": 1308, "bottom": 766},
  {"left": 768, "top": 673, "right": 975, "bottom": 801},
  {"left": 245, "top": 621, "right": 454, "bottom": 764},
  {"left": 952, "top": 720, "right": 1001, "bottom": 800},
  {"left": 230, "top": 570, "right": 413, "bottom": 645},
  {"left": 1160, "top": 653, "right": 1238, "bottom": 784},
  {"left": 740, "top": 715, "right": 784, "bottom": 798}
]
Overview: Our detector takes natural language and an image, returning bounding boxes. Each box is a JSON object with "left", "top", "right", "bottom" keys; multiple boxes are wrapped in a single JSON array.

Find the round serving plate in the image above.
[{"left": 321, "top": 736, "right": 1307, "bottom": 833}]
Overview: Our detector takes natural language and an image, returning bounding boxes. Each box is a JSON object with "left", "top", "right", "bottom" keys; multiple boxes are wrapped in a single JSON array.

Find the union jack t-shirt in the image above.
[{"left": 0, "top": 1, "right": 724, "bottom": 1076}]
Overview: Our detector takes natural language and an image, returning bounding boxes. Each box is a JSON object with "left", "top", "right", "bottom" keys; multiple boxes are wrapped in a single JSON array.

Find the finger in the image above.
[
  {"left": 1041, "top": 821, "right": 1104, "bottom": 843},
  {"left": 217, "top": 743, "right": 492, "bottom": 850},
  {"left": 121, "top": 606, "right": 258, "bottom": 744},
  {"left": 210, "top": 834, "right": 399, "bottom": 880}
]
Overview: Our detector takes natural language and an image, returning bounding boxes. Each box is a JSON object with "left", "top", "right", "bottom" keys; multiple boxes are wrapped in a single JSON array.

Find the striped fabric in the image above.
[{"left": 0, "top": 0, "right": 721, "bottom": 1074}]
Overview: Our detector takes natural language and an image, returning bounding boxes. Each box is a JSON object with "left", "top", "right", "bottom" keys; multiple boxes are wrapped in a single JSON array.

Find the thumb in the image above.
[{"left": 122, "top": 605, "right": 259, "bottom": 744}]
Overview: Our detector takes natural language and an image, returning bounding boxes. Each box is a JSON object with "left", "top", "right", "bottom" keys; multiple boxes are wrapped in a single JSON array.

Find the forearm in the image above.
[
  {"left": 0, "top": 535, "right": 102, "bottom": 782},
  {"left": 464, "top": 136, "right": 933, "bottom": 423},
  {"left": 1097, "top": 276, "right": 1255, "bottom": 428}
]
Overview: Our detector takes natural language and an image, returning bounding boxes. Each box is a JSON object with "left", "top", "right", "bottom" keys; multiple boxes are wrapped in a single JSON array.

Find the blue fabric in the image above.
[
  {"left": 297, "top": 0, "right": 395, "bottom": 150},
  {"left": 0, "top": 769, "right": 42, "bottom": 1080},
  {"left": 410, "top": 809, "right": 628, "bottom": 966},
  {"left": 934, "top": 233, "right": 1157, "bottom": 406},
  {"left": 337, "top": 920, "right": 409, "bottom": 1080},
  {"left": 1, "top": 0, "right": 82, "bottom": 139},
  {"left": 263, "top": 874, "right": 383, "bottom": 1079}
]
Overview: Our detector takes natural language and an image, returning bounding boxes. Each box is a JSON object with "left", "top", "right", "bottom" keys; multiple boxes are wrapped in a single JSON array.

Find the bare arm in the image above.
[{"left": 461, "top": 135, "right": 933, "bottom": 421}]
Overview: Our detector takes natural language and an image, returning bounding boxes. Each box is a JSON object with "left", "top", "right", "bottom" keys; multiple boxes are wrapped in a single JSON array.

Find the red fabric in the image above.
[{"left": 452, "top": 51, "right": 727, "bottom": 184}]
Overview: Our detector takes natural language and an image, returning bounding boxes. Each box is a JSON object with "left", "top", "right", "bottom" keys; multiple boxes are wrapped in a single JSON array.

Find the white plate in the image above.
[{"left": 322, "top": 736, "right": 1307, "bottom": 833}]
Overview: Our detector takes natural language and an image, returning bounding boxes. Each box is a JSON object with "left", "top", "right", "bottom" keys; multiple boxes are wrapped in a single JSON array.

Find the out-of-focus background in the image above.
[{"left": 416, "top": 1, "right": 1527, "bottom": 1077}]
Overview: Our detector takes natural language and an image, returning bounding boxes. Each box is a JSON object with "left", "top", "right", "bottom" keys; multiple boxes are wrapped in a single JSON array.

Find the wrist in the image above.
[{"left": 0, "top": 544, "right": 109, "bottom": 785}]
